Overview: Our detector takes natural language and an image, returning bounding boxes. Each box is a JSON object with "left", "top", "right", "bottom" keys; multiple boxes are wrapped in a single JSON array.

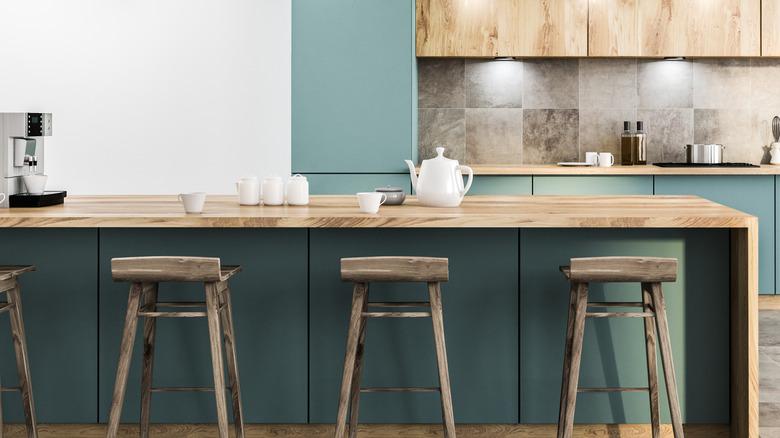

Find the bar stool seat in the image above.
[
  {"left": 557, "top": 256, "right": 684, "bottom": 438},
  {"left": 106, "top": 256, "right": 244, "bottom": 438},
  {"left": 335, "top": 256, "right": 456, "bottom": 438},
  {"left": 0, "top": 265, "right": 38, "bottom": 438}
]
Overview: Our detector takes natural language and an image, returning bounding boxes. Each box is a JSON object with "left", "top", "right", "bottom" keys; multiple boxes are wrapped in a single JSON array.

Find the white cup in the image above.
[
  {"left": 236, "top": 176, "right": 260, "bottom": 206},
  {"left": 23, "top": 174, "right": 48, "bottom": 195},
  {"left": 585, "top": 151, "right": 599, "bottom": 166},
  {"left": 597, "top": 152, "right": 615, "bottom": 167},
  {"left": 286, "top": 174, "right": 309, "bottom": 206},
  {"left": 0, "top": 193, "right": 6, "bottom": 205},
  {"left": 262, "top": 176, "right": 284, "bottom": 206},
  {"left": 357, "top": 192, "right": 387, "bottom": 214},
  {"left": 178, "top": 192, "right": 206, "bottom": 214}
]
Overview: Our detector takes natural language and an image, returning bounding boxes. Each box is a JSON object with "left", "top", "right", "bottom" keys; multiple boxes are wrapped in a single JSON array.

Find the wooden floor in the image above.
[{"left": 0, "top": 424, "right": 729, "bottom": 437}]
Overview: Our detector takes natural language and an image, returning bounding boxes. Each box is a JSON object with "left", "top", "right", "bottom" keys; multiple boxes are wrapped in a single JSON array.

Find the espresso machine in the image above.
[{"left": 0, "top": 112, "right": 66, "bottom": 208}]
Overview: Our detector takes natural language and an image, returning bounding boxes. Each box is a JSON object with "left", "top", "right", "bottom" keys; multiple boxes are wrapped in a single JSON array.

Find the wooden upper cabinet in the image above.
[
  {"left": 638, "top": 0, "right": 759, "bottom": 57},
  {"left": 416, "top": 0, "right": 586, "bottom": 57},
  {"left": 588, "top": 0, "right": 639, "bottom": 56},
  {"left": 763, "top": 0, "right": 780, "bottom": 55}
]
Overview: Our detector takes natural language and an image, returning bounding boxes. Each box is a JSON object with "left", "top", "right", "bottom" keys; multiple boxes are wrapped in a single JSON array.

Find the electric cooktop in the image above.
[{"left": 653, "top": 163, "right": 760, "bottom": 168}]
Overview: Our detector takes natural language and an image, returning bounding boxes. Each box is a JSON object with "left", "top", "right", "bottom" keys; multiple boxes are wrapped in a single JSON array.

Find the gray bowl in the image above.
[{"left": 375, "top": 186, "right": 406, "bottom": 205}]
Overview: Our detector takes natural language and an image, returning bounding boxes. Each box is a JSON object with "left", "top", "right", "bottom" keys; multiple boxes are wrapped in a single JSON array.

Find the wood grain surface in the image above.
[
  {"left": 0, "top": 195, "right": 754, "bottom": 229},
  {"left": 0, "top": 423, "right": 731, "bottom": 437}
]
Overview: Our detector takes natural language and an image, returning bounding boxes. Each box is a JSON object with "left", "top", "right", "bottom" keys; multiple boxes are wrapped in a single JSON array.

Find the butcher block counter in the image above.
[{"left": 0, "top": 195, "right": 759, "bottom": 437}]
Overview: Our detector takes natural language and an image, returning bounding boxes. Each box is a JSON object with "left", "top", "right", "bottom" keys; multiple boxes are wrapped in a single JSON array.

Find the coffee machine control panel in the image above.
[{"left": 26, "top": 113, "right": 52, "bottom": 137}]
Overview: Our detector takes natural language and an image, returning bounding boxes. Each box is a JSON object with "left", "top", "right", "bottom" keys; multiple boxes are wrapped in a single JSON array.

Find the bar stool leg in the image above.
[
  {"left": 205, "top": 282, "right": 229, "bottom": 438},
  {"left": 347, "top": 285, "right": 369, "bottom": 438},
  {"left": 335, "top": 283, "right": 367, "bottom": 438},
  {"left": 557, "top": 282, "right": 578, "bottom": 432},
  {"left": 140, "top": 283, "right": 159, "bottom": 438},
  {"left": 218, "top": 283, "right": 245, "bottom": 438},
  {"left": 107, "top": 282, "right": 143, "bottom": 438},
  {"left": 558, "top": 282, "right": 588, "bottom": 438},
  {"left": 6, "top": 285, "right": 36, "bottom": 438},
  {"left": 649, "top": 283, "right": 685, "bottom": 438},
  {"left": 428, "top": 282, "right": 456, "bottom": 438},
  {"left": 641, "top": 283, "right": 661, "bottom": 438}
]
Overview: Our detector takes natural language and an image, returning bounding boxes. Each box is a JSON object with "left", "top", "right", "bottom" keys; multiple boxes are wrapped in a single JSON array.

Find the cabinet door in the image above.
[
  {"left": 521, "top": 0, "right": 588, "bottom": 56},
  {"left": 533, "top": 176, "right": 653, "bottom": 195},
  {"left": 639, "top": 0, "right": 759, "bottom": 56},
  {"left": 588, "top": 0, "right": 638, "bottom": 56},
  {"left": 763, "top": 0, "right": 780, "bottom": 55}
]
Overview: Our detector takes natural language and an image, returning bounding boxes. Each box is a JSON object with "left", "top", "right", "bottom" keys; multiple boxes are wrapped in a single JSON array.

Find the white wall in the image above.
[{"left": 0, "top": 0, "right": 290, "bottom": 194}]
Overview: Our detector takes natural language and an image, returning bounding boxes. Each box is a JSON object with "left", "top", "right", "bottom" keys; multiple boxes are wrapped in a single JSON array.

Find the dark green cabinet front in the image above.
[
  {"left": 308, "top": 229, "right": 519, "bottom": 424},
  {"left": 655, "top": 175, "right": 776, "bottom": 294},
  {"left": 98, "top": 229, "right": 308, "bottom": 423}
]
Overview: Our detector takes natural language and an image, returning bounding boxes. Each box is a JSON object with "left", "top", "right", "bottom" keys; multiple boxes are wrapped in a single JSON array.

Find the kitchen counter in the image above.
[
  {"left": 468, "top": 164, "right": 780, "bottom": 175},
  {"left": 0, "top": 194, "right": 755, "bottom": 228}
]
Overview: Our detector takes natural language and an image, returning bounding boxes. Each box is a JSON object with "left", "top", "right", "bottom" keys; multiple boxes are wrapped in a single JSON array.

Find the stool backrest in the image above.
[
  {"left": 569, "top": 256, "right": 677, "bottom": 282},
  {"left": 341, "top": 256, "right": 449, "bottom": 282},
  {"left": 112, "top": 256, "right": 222, "bottom": 282}
]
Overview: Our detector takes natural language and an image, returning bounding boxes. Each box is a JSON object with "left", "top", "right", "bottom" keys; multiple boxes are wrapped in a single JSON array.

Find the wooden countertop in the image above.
[
  {"left": 0, "top": 195, "right": 755, "bottom": 228},
  {"left": 468, "top": 164, "right": 780, "bottom": 175}
]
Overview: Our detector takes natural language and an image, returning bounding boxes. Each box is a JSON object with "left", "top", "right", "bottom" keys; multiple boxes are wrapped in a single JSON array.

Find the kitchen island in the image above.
[{"left": 0, "top": 195, "right": 758, "bottom": 437}]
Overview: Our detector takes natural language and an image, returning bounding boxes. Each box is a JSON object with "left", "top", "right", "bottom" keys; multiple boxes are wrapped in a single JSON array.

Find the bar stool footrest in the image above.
[
  {"left": 360, "top": 386, "right": 440, "bottom": 393},
  {"left": 150, "top": 386, "right": 230, "bottom": 393},
  {"left": 362, "top": 311, "right": 432, "bottom": 318},
  {"left": 586, "top": 312, "right": 654, "bottom": 318},
  {"left": 587, "top": 301, "right": 645, "bottom": 308},
  {"left": 0, "top": 386, "right": 21, "bottom": 392},
  {"left": 578, "top": 387, "right": 650, "bottom": 393}
]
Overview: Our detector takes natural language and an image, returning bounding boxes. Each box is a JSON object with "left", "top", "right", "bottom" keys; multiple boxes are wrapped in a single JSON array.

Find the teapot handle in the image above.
[{"left": 459, "top": 165, "right": 474, "bottom": 197}]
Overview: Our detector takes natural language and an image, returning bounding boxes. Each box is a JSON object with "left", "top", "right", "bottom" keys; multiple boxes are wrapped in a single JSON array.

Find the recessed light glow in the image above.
[
  {"left": 494, "top": 56, "right": 515, "bottom": 61},
  {"left": 663, "top": 56, "right": 686, "bottom": 61}
]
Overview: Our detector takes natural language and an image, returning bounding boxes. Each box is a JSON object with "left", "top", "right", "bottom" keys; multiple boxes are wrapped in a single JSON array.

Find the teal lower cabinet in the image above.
[
  {"left": 533, "top": 176, "right": 654, "bottom": 195},
  {"left": 0, "top": 229, "right": 97, "bottom": 423},
  {"left": 520, "top": 229, "right": 729, "bottom": 424},
  {"left": 98, "top": 229, "right": 308, "bottom": 423},
  {"left": 308, "top": 229, "right": 519, "bottom": 423},
  {"left": 468, "top": 176, "right": 532, "bottom": 195},
  {"left": 303, "top": 173, "right": 411, "bottom": 195},
  {"left": 655, "top": 175, "right": 775, "bottom": 294}
]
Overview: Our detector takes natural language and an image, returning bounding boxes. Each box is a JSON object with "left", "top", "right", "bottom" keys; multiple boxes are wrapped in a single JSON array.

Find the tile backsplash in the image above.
[{"left": 418, "top": 58, "right": 780, "bottom": 164}]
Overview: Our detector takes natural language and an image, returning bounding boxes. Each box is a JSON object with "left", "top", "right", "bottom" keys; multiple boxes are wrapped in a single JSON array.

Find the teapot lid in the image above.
[{"left": 430, "top": 146, "right": 454, "bottom": 161}]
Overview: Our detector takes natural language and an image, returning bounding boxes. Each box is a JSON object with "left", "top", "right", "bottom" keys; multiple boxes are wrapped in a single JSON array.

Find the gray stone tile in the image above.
[
  {"left": 522, "top": 109, "right": 579, "bottom": 164},
  {"left": 751, "top": 59, "right": 780, "bottom": 110},
  {"left": 694, "top": 109, "right": 763, "bottom": 164},
  {"left": 761, "top": 402, "right": 780, "bottom": 427},
  {"left": 465, "top": 108, "right": 523, "bottom": 164},
  {"left": 465, "top": 59, "right": 523, "bottom": 108},
  {"left": 637, "top": 59, "right": 693, "bottom": 109},
  {"left": 637, "top": 109, "right": 694, "bottom": 163},
  {"left": 760, "top": 311, "right": 780, "bottom": 347},
  {"left": 578, "top": 109, "right": 636, "bottom": 159},
  {"left": 579, "top": 59, "right": 637, "bottom": 109},
  {"left": 418, "top": 58, "right": 465, "bottom": 108},
  {"left": 523, "top": 59, "right": 579, "bottom": 109},
  {"left": 761, "top": 427, "right": 780, "bottom": 438},
  {"left": 692, "top": 59, "right": 751, "bottom": 109},
  {"left": 418, "top": 108, "right": 465, "bottom": 162}
]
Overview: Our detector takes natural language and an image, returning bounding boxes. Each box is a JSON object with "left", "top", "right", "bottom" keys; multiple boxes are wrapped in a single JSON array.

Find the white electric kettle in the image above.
[{"left": 405, "top": 147, "right": 473, "bottom": 207}]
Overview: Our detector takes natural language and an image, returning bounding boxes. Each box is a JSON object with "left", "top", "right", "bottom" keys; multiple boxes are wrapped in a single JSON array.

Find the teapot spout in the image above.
[{"left": 404, "top": 160, "right": 418, "bottom": 191}]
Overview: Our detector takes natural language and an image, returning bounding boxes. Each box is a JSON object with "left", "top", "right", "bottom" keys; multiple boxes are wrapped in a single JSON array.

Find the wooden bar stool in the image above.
[
  {"left": 107, "top": 257, "right": 244, "bottom": 438},
  {"left": 0, "top": 266, "right": 38, "bottom": 438},
  {"left": 335, "top": 256, "right": 456, "bottom": 438},
  {"left": 557, "top": 257, "right": 684, "bottom": 438}
]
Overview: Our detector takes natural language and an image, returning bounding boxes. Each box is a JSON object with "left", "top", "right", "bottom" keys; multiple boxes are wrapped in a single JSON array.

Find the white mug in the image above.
[
  {"left": 286, "top": 174, "right": 309, "bottom": 206},
  {"left": 357, "top": 192, "right": 387, "bottom": 214},
  {"left": 597, "top": 152, "right": 615, "bottom": 167},
  {"left": 585, "top": 151, "right": 599, "bottom": 166},
  {"left": 178, "top": 192, "right": 206, "bottom": 214},
  {"left": 262, "top": 176, "right": 284, "bottom": 206},
  {"left": 0, "top": 193, "right": 6, "bottom": 205},
  {"left": 236, "top": 176, "right": 260, "bottom": 206}
]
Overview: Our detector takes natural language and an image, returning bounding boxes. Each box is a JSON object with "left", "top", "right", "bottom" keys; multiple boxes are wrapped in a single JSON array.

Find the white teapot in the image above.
[
  {"left": 771, "top": 142, "right": 780, "bottom": 165},
  {"left": 405, "top": 147, "right": 473, "bottom": 207}
]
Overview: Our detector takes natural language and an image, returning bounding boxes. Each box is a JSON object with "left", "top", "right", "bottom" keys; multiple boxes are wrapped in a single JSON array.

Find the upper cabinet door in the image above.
[
  {"left": 416, "top": 0, "right": 586, "bottom": 57},
  {"left": 521, "top": 0, "right": 588, "bottom": 56},
  {"left": 638, "top": 0, "right": 759, "bottom": 56},
  {"left": 416, "top": 0, "right": 522, "bottom": 57},
  {"left": 588, "top": 0, "right": 639, "bottom": 56},
  {"left": 763, "top": 0, "right": 780, "bottom": 55}
]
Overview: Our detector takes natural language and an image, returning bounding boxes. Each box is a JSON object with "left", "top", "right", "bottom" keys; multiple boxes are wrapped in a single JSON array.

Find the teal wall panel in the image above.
[
  {"left": 468, "top": 176, "right": 532, "bottom": 195},
  {"left": 0, "top": 229, "right": 97, "bottom": 423},
  {"left": 533, "top": 176, "right": 653, "bottom": 195},
  {"left": 655, "top": 175, "right": 775, "bottom": 294},
  {"left": 304, "top": 173, "right": 411, "bottom": 195},
  {"left": 292, "top": 0, "right": 413, "bottom": 173},
  {"left": 98, "top": 229, "right": 308, "bottom": 423},
  {"left": 520, "top": 229, "right": 729, "bottom": 424},
  {"left": 309, "top": 229, "right": 519, "bottom": 423}
]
